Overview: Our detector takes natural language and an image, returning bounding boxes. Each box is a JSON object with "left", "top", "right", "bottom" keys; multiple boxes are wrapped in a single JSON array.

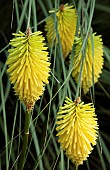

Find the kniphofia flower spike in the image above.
[
  {"left": 72, "top": 33, "right": 103, "bottom": 94},
  {"left": 56, "top": 97, "right": 98, "bottom": 166},
  {"left": 45, "top": 3, "right": 77, "bottom": 58},
  {"left": 6, "top": 28, "right": 50, "bottom": 111}
]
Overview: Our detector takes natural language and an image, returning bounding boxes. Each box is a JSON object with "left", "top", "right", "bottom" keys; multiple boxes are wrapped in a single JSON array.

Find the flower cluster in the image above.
[
  {"left": 56, "top": 97, "right": 98, "bottom": 166},
  {"left": 6, "top": 28, "right": 50, "bottom": 111},
  {"left": 72, "top": 33, "right": 104, "bottom": 94},
  {"left": 45, "top": 3, "right": 77, "bottom": 58}
]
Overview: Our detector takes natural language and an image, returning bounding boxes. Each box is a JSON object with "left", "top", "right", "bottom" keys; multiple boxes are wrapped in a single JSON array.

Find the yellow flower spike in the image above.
[
  {"left": 6, "top": 28, "right": 50, "bottom": 111},
  {"left": 71, "top": 32, "right": 104, "bottom": 94},
  {"left": 56, "top": 97, "right": 98, "bottom": 166},
  {"left": 45, "top": 3, "right": 77, "bottom": 58}
]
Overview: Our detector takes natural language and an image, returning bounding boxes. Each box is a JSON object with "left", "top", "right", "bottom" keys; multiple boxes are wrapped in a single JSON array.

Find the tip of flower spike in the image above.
[
  {"left": 60, "top": 4, "right": 64, "bottom": 12},
  {"left": 74, "top": 97, "right": 81, "bottom": 104},
  {"left": 26, "top": 27, "right": 32, "bottom": 36}
]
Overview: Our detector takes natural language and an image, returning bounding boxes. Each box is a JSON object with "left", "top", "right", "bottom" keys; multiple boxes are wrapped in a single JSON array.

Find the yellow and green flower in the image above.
[
  {"left": 71, "top": 33, "right": 103, "bottom": 94},
  {"left": 56, "top": 97, "right": 98, "bottom": 166},
  {"left": 45, "top": 3, "right": 77, "bottom": 58},
  {"left": 6, "top": 28, "right": 50, "bottom": 111}
]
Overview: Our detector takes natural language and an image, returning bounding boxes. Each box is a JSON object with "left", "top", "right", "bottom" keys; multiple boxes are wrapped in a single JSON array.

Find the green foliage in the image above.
[{"left": 0, "top": 0, "right": 110, "bottom": 169}]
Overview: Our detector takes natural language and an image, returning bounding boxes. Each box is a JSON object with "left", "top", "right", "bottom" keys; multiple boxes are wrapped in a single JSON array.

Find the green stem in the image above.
[
  {"left": 27, "top": 0, "right": 33, "bottom": 28},
  {"left": 75, "top": 165, "right": 78, "bottom": 170},
  {"left": 18, "top": 111, "right": 31, "bottom": 170}
]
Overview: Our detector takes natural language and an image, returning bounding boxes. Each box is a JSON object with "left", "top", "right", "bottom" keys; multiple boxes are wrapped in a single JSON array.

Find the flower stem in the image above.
[
  {"left": 75, "top": 165, "right": 78, "bottom": 170},
  {"left": 18, "top": 111, "right": 31, "bottom": 170},
  {"left": 27, "top": 0, "right": 33, "bottom": 28}
]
